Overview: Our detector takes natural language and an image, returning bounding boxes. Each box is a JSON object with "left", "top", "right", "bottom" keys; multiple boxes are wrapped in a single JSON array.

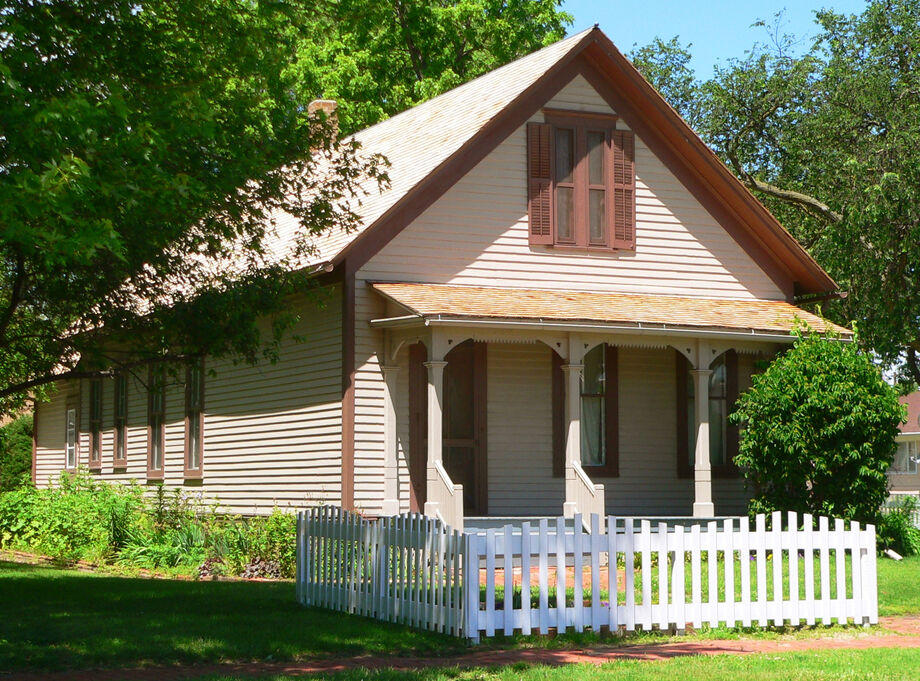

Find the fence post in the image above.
[
  {"left": 464, "top": 532, "right": 480, "bottom": 643},
  {"left": 862, "top": 523, "right": 878, "bottom": 625}
]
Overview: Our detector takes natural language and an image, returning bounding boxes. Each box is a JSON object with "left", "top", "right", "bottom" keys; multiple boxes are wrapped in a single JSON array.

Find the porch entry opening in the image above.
[{"left": 409, "top": 340, "right": 488, "bottom": 515}]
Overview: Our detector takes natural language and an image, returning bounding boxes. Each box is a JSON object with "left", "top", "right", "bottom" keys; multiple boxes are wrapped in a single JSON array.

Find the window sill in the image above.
[{"left": 146, "top": 472, "right": 164, "bottom": 483}]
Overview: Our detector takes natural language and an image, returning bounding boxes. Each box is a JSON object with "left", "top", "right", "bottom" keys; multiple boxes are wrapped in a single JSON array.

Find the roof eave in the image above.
[{"left": 368, "top": 312, "right": 852, "bottom": 344}]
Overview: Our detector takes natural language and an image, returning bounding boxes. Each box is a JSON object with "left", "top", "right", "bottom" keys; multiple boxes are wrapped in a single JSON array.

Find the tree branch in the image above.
[
  {"left": 724, "top": 147, "right": 843, "bottom": 223},
  {"left": 0, "top": 353, "right": 192, "bottom": 401}
]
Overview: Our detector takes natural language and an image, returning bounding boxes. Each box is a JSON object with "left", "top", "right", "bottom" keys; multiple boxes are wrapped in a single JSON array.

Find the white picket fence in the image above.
[
  {"left": 297, "top": 508, "right": 878, "bottom": 643},
  {"left": 464, "top": 511, "right": 877, "bottom": 642},
  {"left": 296, "top": 506, "right": 465, "bottom": 636}
]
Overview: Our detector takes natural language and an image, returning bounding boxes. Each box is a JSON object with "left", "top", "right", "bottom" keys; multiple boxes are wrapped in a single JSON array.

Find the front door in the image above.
[{"left": 408, "top": 340, "right": 487, "bottom": 515}]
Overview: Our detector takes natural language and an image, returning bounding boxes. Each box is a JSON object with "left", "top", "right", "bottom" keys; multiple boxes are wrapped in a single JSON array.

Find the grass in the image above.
[
  {"left": 0, "top": 560, "right": 464, "bottom": 672},
  {"left": 186, "top": 648, "right": 920, "bottom": 680},
  {"left": 878, "top": 555, "right": 920, "bottom": 616},
  {"left": 0, "top": 554, "right": 917, "bottom": 674}
]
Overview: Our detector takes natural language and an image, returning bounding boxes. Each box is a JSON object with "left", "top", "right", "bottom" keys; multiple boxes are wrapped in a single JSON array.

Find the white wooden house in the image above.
[{"left": 32, "top": 28, "right": 848, "bottom": 530}]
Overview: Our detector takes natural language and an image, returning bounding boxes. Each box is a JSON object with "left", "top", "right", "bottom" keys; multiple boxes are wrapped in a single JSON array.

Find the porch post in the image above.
[
  {"left": 423, "top": 359, "right": 447, "bottom": 517},
  {"left": 690, "top": 368, "right": 715, "bottom": 517},
  {"left": 381, "top": 364, "right": 399, "bottom": 516},
  {"left": 562, "top": 362, "right": 583, "bottom": 518}
]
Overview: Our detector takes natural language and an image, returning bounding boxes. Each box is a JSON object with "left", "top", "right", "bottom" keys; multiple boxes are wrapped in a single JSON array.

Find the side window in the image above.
[
  {"left": 88, "top": 379, "right": 102, "bottom": 470},
  {"left": 113, "top": 373, "right": 128, "bottom": 468},
  {"left": 893, "top": 440, "right": 919, "bottom": 474},
  {"left": 65, "top": 406, "right": 77, "bottom": 470},
  {"left": 184, "top": 359, "right": 204, "bottom": 478},
  {"left": 147, "top": 367, "right": 165, "bottom": 480}
]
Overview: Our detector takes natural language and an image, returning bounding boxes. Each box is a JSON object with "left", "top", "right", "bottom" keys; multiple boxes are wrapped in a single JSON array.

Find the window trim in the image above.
[
  {"left": 676, "top": 350, "right": 740, "bottom": 479},
  {"left": 146, "top": 367, "right": 165, "bottom": 482},
  {"left": 88, "top": 379, "right": 103, "bottom": 471},
  {"left": 184, "top": 359, "right": 205, "bottom": 480},
  {"left": 113, "top": 373, "right": 128, "bottom": 469}
]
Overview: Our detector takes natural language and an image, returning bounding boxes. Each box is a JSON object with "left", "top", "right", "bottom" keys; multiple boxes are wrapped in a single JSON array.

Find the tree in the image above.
[
  {"left": 0, "top": 414, "right": 32, "bottom": 491},
  {"left": 0, "top": 0, "right": 389, "bottom": 416},
  {"left": 0, "top": 1, "right": 572, "bottom": 416},
  {"left": 631, "top": 1, "right": 920, "bottom": 387},
  {"left": 293, "top": 0, "right": 571, "bottom": 134},
  {"left": 731, "top": 331, "right": 904, "bottom": 522}
]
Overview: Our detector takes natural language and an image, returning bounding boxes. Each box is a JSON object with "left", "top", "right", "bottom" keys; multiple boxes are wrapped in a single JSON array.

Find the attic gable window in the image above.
[{"left": 528, "top": 112, "right": 635, "bottom": 250}]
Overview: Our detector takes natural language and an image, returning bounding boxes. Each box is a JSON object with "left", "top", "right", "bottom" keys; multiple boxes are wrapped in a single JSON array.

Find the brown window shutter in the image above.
[
  {"left": 611, "top": 130, "right": 636, "bottom": 250},
  {"left": 676, "top": 350, "right": 691, "bottom": 479},
  {"left": 603, "top": 344, "right": 619, "bottom": 477},
  {"left": 527, "top": 122, "right": 553, "bottom": 245},
  {"left": 552, "top": 349, "right": 564, "bottom": 477}
]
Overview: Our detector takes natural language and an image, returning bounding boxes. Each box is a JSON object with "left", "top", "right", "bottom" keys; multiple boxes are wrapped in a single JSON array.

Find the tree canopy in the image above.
[
  {"left": 631, "top": 0, "right": 920, "bottom": 386},
  {"left": 293, "top": 0, "right": 571, "bottom": 134},
  {"left": 0, "top": 0, "right": 571, "bottom": 415}
]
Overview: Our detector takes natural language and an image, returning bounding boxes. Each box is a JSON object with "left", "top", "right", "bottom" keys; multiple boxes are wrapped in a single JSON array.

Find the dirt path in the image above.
[{"left": 8, "top": 616, "right": 920, "bottom": 681}]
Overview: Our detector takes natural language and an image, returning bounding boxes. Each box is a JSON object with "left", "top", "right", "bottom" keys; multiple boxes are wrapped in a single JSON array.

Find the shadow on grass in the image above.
[{"left": 0, "top": 560, "right": 465, "bottom": 672}]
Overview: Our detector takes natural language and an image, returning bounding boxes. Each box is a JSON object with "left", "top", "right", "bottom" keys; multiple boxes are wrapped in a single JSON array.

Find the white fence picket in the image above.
[{"left": 297, "top": 507, "right": 878, "bottom": 642}]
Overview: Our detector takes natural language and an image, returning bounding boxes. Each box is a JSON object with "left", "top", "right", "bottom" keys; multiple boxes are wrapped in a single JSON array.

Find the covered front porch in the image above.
[{"left": 369, "top": 283, "right": 836, "bottom": 532}]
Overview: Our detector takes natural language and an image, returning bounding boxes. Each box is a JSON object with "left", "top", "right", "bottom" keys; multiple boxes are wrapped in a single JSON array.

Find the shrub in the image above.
[
  {"left": 0, "top": 414, "right": 33, "bottom": 492},
  {"left": 731, "top": 329, "right": 904, "bottom": 523},
  {"left": 0, "top": 473, "right": 299, "bottom": 575},
  {"left": 878, "top": 496, "right": 920, "bottom": 556},
  {"left": 0, "top": 469, "right": 146, "bottom": 563}
]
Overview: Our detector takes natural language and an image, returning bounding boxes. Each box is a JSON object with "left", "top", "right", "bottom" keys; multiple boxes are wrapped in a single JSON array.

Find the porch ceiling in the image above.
[{"left": 369, "top": 282, "right": 851, "bottom": 339}]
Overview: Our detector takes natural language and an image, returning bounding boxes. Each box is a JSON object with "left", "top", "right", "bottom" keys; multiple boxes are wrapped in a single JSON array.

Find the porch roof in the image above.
[{"left": 370, "top": 282, "right": 852, "bottom": 339}]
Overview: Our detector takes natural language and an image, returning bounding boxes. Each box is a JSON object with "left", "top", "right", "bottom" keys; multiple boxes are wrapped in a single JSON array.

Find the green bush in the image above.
[
  {"left": 0, "top": 470, "right": 146, "bottom": 563},
  {"left": 0, "top": 414, "right": 33, "bottom": 492},
  {"left": 0, "top": 472, "right": 298, "bottom": 575},
  {"left": 731, "top": 329, "right": 904, "bottom": 523},
  {"left": 878, "top": 497, "right": 920, "bottom": 556}
]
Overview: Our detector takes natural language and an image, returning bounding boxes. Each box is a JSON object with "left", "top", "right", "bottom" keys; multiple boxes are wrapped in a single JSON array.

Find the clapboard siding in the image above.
[
  {"left": 486, "top": 342, "right": 563, "bottom": 515},
  {"left": 31, "top": 288, "right": 343, "bottom": 514},
  {"left": 358, "top": 75, "right": 783, "bottom": 301},
  {"left": 34, "top": 382, "right": 76, "bottom": 487},
  {"left": 353, "top": 284, "right": 387, "bottom": 514}
]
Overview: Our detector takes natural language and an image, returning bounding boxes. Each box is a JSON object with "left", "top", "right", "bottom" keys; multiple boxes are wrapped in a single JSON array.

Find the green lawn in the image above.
[
  {"left": 878, "top": 555, "right": 920, "bottom": 616},
  {"left": 0, "top": 560, "right": 464, "bottom": 672},
  {"left": 190, "top": 649, "right": 920, "bottom": 681},
  {"left": 0, "top": 555, "right": 916, "bottom": 674}
]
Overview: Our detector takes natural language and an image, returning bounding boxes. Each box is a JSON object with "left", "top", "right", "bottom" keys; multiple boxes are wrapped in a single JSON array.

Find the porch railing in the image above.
[
  {"left": 565, "top": 461, "right": 605, "bottom": 531},
  {"left": 425, "top": 461, "right": 464, "bottom": 531}
]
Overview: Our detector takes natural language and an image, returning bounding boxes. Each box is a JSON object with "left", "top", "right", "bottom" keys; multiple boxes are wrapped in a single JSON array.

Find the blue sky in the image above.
[{"left": 562, "top": 1, "right": 868, "bottom": 77}]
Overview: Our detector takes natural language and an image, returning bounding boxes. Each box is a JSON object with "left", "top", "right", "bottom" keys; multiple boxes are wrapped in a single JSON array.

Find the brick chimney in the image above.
[{"left": 308, "top": 99, "right": 338, "bottom": 141}]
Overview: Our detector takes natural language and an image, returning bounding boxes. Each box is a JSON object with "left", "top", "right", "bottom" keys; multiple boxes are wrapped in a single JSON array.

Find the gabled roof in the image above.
[
  {"left": 280, "top": 27, "right": 836, "bottom": 296},
  {"left": 370, "top": 282, "right": 850, "bottom": 339}
]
